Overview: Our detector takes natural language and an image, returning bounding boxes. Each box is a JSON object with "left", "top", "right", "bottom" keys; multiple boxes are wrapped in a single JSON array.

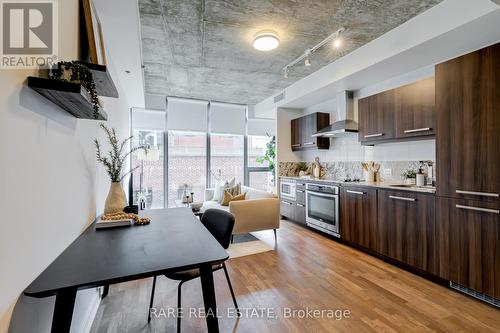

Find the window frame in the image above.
[{"left": 130, "top": 100, "right": 275, "bottom": 208}]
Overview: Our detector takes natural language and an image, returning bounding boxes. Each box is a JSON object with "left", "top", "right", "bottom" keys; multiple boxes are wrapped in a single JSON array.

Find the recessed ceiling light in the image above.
[
  {"left": 253, "top": 31, "right": 280, "bottom": 51},
  {"left": 333, "top": 37, "right": 342, "bottom": 48},
  {"left": 304, "top": 58, "right": 311, "bottom": 67}
]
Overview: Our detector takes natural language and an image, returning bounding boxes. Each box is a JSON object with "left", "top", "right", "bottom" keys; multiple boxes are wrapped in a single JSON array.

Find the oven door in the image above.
[{"left": 306, "top": 190, "right": 339, "bottom": 236}]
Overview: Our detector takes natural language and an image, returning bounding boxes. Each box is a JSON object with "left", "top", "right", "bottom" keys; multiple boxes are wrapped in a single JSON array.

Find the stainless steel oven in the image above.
[
  {"left": 280, "top": 179, "right": 296, "bottom": 200},
  {"left": 306, "top": 183, "right": 340, "bottom": 237}
]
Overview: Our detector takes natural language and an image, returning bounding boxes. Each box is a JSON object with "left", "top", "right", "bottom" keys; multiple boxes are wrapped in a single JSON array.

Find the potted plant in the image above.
[
  {"left": 296, "top": 162, "right": 308, "bottom": 177},
  {"left": 50, "top": 61, "right": 100, "bottom": 119},
  {"left": 94, "top": 124, "right": 143, "bottom": 213},
  {"left": 256, "top": 135, "right": 276, "bottom": 189},
  {"left": 401, "top": 168, "right": 417, "bottom": 185}
]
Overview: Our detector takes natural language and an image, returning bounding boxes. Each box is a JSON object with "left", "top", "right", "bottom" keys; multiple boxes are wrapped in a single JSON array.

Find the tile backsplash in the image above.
[{"left": 279, "top": 160, "right": 434, "bottom": 183}]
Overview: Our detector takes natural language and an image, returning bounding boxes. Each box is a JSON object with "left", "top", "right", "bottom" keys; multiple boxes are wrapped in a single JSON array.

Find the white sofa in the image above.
[{"left": 204, "top": 186, "right": 280, "bottom": 235}]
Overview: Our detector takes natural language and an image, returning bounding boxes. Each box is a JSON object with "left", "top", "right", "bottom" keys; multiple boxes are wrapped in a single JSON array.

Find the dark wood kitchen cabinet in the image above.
[
  {"left": 291, "top": 112, "right": 330, "bottom": 151},
  {"left": 358, "top": 90, "right": 396, "bottom": 143},
  {"left": 377, "top": 189, "right": 437, "bottom": 274},
  {"left": 436, "top": 197, "right": 500, "bottom": 298},
  {"left": 340, "top": 186, "right": 378, "bottom": 250},
  {"left": 436, "top": 42, "right": 500, "bottom": 202},
  {"left": 359, "top": 77, "right": 435, "bottom": 144},
  {"left": 395, "top": 77, "right": 435, "bottom": 138}
]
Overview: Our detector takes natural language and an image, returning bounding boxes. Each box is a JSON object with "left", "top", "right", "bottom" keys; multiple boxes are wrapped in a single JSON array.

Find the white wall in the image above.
[
  {"left": 281, "top": 67, "right": 437, "bottom": 164},
  {"left": 0, "top": 1, "right": 130, "bottom": 332},
  {"left": 276, "top": 108, "right": 302, "bottom": 165}
]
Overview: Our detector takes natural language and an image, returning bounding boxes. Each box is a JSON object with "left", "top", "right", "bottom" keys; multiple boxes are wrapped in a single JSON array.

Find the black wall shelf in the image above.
[
  {"left": 77, "top": 61, "right": 119, "bottom": 98},
  {"left": 28, "top": 76, "right": 108, "bottom": 120}
]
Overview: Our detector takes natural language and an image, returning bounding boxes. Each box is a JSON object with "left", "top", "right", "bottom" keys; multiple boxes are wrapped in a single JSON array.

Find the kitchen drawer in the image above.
[
  {"left": 296, "top": 189, "right": 306, "bottom": 204},
  {"left": 280, "top": 199, "right": 295, "bottom": 220}
]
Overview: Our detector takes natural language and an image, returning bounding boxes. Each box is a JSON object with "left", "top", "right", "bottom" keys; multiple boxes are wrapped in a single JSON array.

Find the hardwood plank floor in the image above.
[{"left": 90, "top": 220, "right": 499, "bottom": 333}]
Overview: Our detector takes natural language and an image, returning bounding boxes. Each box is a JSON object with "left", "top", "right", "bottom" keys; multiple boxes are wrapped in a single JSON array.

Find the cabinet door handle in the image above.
[
  {"left": 404, "top": 127, "right": 431, "bottom": 134},
  {"left": 302, "top": 142, "right": 315, "bottom": 146},
  {"left": 296, "top": 190, "right": 305, "bottom": 193},
  {"left": 364, "top": 133, "right": 384, "bottom": 138},
  {"left": 456, "top": 190, "right": 499, "bottom": 198},
  {"left": 346, "top": 190, "right": 365, "bottom": 195},
  {"left": 291, "top": 144, "right": 301, "bottom": 147},
  {"left": 297, "top": 203, "right": 305, "bottom": 207},
  {"left": 456, "top": 204, "right": 499, "bottom": 214},
  {"left": 281, "top": 201, "right": 293, "bottom": 205},
  {"left": 389, "top": 195, "right": 416, "bottom": 202}
]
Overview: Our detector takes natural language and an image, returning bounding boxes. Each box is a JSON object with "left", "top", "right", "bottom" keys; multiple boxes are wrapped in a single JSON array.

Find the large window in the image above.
[
  {"left": 167, "top": 131, "right": 207, "bottom": 207},
  {"left": 210, "top": 133, "right": 244, "bottom": 186},
  {"left": 131, "top": 100, "right": 276, "bottom": 209},
  {"left": 247, "top": 135, "right": 274, "bottom": 192},
  {"left": 131, "top": 129, "right": 164, "bottom": 209}
]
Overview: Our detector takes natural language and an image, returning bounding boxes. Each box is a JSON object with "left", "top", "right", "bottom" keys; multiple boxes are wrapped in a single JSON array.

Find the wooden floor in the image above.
[{"left": 90, "top": 220, "right": 500, "bottom": 333}]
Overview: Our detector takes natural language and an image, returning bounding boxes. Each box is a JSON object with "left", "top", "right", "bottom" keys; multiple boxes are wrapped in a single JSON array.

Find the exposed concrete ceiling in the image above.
[{"left": 139, "top": 0, "right": 443, "bottom": 105}]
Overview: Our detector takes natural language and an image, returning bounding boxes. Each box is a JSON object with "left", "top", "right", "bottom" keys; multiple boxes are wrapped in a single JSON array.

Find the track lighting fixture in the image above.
[{"left": 282, "top": 27, "right": 344, "bottom": 75}]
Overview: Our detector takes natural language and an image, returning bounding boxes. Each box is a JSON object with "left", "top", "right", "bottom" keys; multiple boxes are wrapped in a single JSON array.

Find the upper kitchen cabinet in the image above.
[
  {"left": 358, "top": 89, "right": 396, "bottom": 143},
  {"left": 436, "top": 42, "right": 500, "bottom": 201},
  {"left": 291, "top": 112, "right": 330, "bottom": 151},
  {"left": 395, "top": 78, "right": 435, "bottom": 138},
  {"left": 358, "top": 78, "right": 435, "bottom": 145}
]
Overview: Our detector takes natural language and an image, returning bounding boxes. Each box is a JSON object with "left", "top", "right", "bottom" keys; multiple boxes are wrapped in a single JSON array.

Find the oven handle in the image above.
[{"left": 306, "top": 190, "right": 337, "bottom": 198}]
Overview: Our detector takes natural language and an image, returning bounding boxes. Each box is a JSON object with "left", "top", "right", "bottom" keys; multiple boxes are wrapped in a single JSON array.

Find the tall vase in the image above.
[{"left": 104, "top": 182, "right": 127, "bottom": 214}]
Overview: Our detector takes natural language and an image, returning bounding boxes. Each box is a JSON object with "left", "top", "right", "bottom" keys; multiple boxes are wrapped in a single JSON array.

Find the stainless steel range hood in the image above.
[{"left": 312, "top": 91, "right": 357, "bottom": 137}]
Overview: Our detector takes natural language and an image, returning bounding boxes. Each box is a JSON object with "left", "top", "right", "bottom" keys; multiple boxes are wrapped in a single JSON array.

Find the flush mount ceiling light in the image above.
[
  {"left": 283, "top": 27, "right": 345, "bottom": 78},
  {"left": 253, "top": 31, "right": 280, "bottom": 51}
]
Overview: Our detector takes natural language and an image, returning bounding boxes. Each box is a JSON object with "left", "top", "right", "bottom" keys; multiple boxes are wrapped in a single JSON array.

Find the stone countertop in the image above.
[{"left": 279, "top": 176, "right": 436, "bottom": 194}]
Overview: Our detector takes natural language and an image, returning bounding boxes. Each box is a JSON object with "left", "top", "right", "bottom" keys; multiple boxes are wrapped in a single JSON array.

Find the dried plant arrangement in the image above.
[{"left": 94, "top": 123, "right": 143, "bottom": 182}]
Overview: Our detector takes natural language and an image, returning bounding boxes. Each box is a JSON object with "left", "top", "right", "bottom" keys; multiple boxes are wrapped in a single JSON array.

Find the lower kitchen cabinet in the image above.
[
  {"left": 377, "top": 190, "right": 437, "bottom": 275},
  {"left": 295, "top": 202, "right": 306, "bottom": 225},
  {"left": 280, "top": 199, "right": 295, "bottom": 220},
  {"left": 437, "top": 197, "right": 500, "bottom": 299},
  {"left": 340, "top": 187, "right": 378, "bottom": 251}
]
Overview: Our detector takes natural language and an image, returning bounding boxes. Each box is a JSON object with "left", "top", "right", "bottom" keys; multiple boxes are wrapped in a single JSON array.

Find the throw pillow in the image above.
[
  {"left": 221, "top": 191, "right": 246, "bottom": 206},
  {"left": 226, "top": 183, "right": 241, "bottom": 197},
  {"left": 224, "top": 177, "right": 236, "bottom": 188},
  {"left": 212, "top": 184, "right": 225, "bottom": 202}
]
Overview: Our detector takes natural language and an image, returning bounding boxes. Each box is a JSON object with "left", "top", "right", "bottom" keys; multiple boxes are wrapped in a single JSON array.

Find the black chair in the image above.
[{"left": 148, "top": 209, "right": 240, "bottom": 332}]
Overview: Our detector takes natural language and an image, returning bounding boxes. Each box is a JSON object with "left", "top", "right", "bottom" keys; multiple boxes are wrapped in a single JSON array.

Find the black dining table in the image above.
[{"left": 24, "top": 208, "right": 229, "bottom": 333}]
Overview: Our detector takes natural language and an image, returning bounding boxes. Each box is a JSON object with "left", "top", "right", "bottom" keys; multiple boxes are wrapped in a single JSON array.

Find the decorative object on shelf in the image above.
[
  {"left": 94, "top": 123, "right": 144, "bottom": 214},
  {"left": 256, "top": 134, "right": 276, "bottom": 187},
  {"left": 50, "top": 61, "right": 100, "bottom": 119},
  {"left": 401, "top": 168, "right": 418, "bottom": 185},
  {"left": 81, "top": 0, "right": 107, "bottom": 65},
  {"left": 362, "top": 162, "right": 380, "bottom": 183}
]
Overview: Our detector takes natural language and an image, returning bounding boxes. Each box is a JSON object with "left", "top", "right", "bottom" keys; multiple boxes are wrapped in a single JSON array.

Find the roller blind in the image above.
[
  {"left": 131, "top": 108, "right": 166, "bottom": 130},
  {"left": 167, "top": 97, "right": 208, "bottom": 132},
  {"left": 210, "top": 102, "right": 246, "bottom": 135},
  {"left": 248, "top": 117, "right": 276, "bottom": 136}
]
